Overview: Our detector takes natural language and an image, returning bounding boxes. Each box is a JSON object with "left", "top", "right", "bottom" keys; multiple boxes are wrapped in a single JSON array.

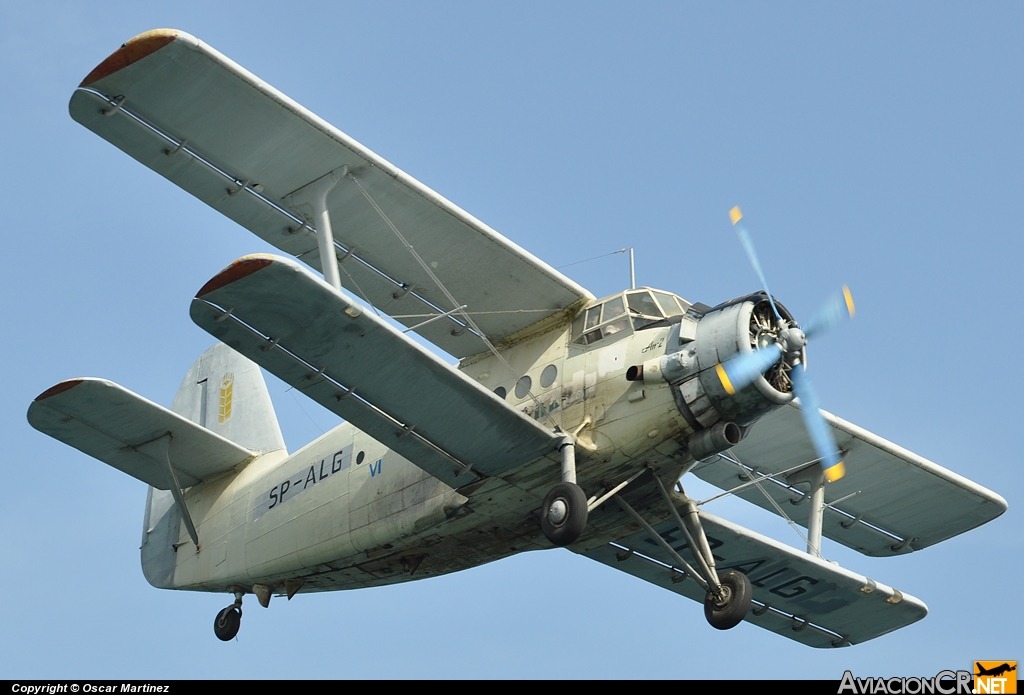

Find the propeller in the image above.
[{"left": 717, "top": 206, "right": 853, "bottom": 483}]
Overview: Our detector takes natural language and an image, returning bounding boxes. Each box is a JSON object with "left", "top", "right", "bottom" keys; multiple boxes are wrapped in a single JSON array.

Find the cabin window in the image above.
[
  {"left": 494, "top": 386, "right": 507, "bottom": 400},
  {"left": 356, "top": 451, "right": 365, "bottom": 465},
  {"left": 515, "top": 375, "right": 532, "bottom": 399},
  {"left": 540, "top": 364, "right": 558, "bottom": 388}
]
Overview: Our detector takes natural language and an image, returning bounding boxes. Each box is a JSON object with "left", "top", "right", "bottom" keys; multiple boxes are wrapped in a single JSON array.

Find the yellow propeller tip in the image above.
[
  {"left": 824, "top": 461, "right": 846, "bottom": 483},
  {"left": 842, "top": 286, "right": 855, "bottom": 318},
  {"left": 729, "top": 206, "right": 743, "bottom": 225},
  {"left": 715, "top": 363, "right": 737, "bottom": 395}
]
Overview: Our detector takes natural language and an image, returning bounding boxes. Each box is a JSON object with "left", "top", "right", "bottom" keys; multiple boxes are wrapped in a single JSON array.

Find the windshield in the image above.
[{"left": 571, "top": 288, "right": 689, "bottom": 345}]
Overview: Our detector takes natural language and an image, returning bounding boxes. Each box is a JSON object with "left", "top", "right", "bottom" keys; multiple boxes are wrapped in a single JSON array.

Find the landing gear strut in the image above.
[
  {"left": 214, "top": 593, "right": 243, "bottom": 641},
  {"left": 540, "top": 438, "right": 588, "bottom": 546},
  {"left": 612, "top": 471, "right": 753, "bottom": 631}
]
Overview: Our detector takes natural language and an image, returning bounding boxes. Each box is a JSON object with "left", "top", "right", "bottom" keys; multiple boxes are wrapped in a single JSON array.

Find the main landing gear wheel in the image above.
[
  {"left": 704, "top": 570, "right": 753, "bottom": 630},
  {"left": 214, "top": 602, "right": 242, "bottom": 641},
  {"left": 541, "top": 481, "right": 588, "bottom": 546}
]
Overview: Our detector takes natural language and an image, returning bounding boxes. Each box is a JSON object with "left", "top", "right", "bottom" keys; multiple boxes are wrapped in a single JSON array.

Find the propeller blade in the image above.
[
  {"left": 715, "top": 344, "right": 784, "bottom": 395},
  {"left": 789, "top": 363, "right": 845, "bottom": 482},
  {"left": 730, "top": 206, "right": 781, "bottom": 321},
  {"left": 803, "top": 286, "right": 855, "bottom": 340}
]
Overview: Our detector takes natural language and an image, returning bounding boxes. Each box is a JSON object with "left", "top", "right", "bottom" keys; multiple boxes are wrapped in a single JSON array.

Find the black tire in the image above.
[
  {"left": 214, "top": 605, "right": 242, "bottom": 641},
  {"left": 704, "top": 570, "right": 753, "bottom": 630},
  {"left": 540, "top": 482, "right": 588, "bottom": 546}
]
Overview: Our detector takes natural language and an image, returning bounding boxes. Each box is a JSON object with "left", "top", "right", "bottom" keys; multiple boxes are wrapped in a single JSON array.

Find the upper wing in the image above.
[
  {"left": 28, "top": 378, "right": 255, "bottom": 489},
  {"left": 691, "top": 403, "right": 1007, "bottom": 556},
  {"left": 190, "top": 255, "right": 563, "bottom": 489},
  {"left": 70, "top": 29, "right": 593, "bottom": 358},
  {"left": 581, "top": 510, "right": 927, "bottom": 648}
]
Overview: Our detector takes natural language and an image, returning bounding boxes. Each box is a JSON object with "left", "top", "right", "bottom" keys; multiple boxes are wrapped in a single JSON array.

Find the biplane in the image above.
[{"left": 28, "top": 29, "right": 1006, "bottom": 647}]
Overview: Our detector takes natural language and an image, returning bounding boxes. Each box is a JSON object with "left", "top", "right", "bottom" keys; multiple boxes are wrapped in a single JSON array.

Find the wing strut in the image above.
[
  {"left": 788, "top": 464, "right": 827, "bottom": 556},
  {"left": 346, "top": 173, "right": 561, "bottom": 430},
  {"left": 284, "top": 166, "right": 348, "bottom": 292}
]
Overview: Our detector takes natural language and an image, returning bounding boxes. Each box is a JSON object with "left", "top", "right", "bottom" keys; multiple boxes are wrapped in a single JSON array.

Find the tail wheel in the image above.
[{"left": 214, "top": 604, "right": 242, "bottom": 641}]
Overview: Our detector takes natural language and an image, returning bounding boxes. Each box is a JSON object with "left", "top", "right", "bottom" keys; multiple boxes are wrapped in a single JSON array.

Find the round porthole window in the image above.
[
  {"left": 494, "top": 386, "right": 507, "bottom": 400},
  {"left": 540, "top": 364, "right": 558, "bottom": 388},
  {"left": 515, "top": 375, "right": 532, "bottom": 399},
  {"left": 356, "top": 451, "right": 365, "bottom": 465}
]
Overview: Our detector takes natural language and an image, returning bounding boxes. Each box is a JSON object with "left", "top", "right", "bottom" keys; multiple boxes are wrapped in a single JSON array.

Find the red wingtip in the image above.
[
  {"left": 35, "top": 379, "right": 84, "bottom": 401},
  {"left": 79, "top": 29, "right": 180, "bottom": 87},
  {"left": 197, "top": 256, "right": 276, "bottom": 297}
]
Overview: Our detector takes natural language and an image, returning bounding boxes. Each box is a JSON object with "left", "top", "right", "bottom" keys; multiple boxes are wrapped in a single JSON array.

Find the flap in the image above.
[
  {"left": 580, "top": 510, "right": 927, "bottom": 647},
  {"left": 691, "top": 403, "right": 1008, "bottom": 556},
  {"left": 28, "top": 378, "right": 255, "bottom": 488},
  {"left": 71, "top": 29, "right": 593, "bottom": 358},
  {"left": 189, "top": 255, "right": 563, "bottom": 489}
]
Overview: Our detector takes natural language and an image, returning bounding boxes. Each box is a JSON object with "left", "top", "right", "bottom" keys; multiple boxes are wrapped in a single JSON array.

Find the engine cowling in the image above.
[{"left": 634, "top": 292, "right": 802, "bottom": 458}]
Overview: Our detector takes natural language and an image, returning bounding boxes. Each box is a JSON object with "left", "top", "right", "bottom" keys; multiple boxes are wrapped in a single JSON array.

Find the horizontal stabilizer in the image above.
[
  {"left": 71, "top": 29, "right": 592, "bottom": 358},
  {"left": 581, "top": 510, "right": 927, "bottom": 647},
  {"left": 692, "top": 403, "right": 1007, "bottom": 556},
  {"left": 190, "top": 255, "right": 562, "bottom": 488},
  {"left": 28, "top": 378, "right": 255, "bottom": 489}
]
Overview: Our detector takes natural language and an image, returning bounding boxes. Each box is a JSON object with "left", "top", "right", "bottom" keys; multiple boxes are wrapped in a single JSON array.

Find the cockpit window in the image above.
[
  {"left": 603, "top": 296, "right": 625, "bottom": 321},
  {"left": 653, "top": 291, "right": 686, "bottom": 317},
  {"left": 571, "top": 288, "right": 690, "bottom": 346},
  {"left": 627, "top": 290, "right": 663, "bottom": 318}
]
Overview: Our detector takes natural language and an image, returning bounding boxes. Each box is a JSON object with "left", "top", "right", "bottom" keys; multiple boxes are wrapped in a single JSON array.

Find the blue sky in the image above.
[{"left": 1, "top": 1, "right": 1020, "bottom": 679}]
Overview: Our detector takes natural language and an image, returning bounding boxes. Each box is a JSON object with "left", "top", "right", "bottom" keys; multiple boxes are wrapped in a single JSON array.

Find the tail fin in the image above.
[
  {"left": 142, "top": 342, "right": 284, "bottom": 588},
  {"left": 169, "top": 342, "right": 286, "bottom": 455}
]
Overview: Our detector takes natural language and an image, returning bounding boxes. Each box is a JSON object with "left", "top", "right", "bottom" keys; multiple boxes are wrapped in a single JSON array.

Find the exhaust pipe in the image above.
[{"left": 686, "top": 420, "right": 744, "bottom": 461}]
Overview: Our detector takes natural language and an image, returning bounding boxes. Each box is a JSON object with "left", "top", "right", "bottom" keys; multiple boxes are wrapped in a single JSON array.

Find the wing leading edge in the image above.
[{"left": 70, "top": 29, "right": 593, "bottom": 358}]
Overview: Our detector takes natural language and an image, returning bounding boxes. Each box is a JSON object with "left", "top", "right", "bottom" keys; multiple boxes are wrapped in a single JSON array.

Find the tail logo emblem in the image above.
[{"left": 218, "top": 373, "right": 234, "bottom": 423}]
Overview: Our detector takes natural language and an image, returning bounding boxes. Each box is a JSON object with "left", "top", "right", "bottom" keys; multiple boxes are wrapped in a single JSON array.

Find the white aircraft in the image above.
[{"left": 29, "top": 29, "right": 1006, "bottom": 647}]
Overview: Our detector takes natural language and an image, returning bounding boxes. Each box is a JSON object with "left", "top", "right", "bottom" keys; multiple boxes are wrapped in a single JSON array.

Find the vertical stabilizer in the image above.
[
  {"left": 142, "top": 343, "right": 285, "bottom": 588},
  {"left": 170, "top": 342, "right": 286, "bottom": 455}
]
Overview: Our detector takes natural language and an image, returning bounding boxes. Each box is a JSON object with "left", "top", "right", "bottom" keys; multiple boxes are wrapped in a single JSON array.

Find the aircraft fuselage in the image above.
[{"left": 144, "top": 309, "right": 693, "bottom": 595}]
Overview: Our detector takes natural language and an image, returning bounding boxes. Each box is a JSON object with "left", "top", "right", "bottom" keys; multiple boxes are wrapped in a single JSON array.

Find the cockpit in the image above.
[{"left": 570, "top": 288, "right": 691, "bottom": 346}]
